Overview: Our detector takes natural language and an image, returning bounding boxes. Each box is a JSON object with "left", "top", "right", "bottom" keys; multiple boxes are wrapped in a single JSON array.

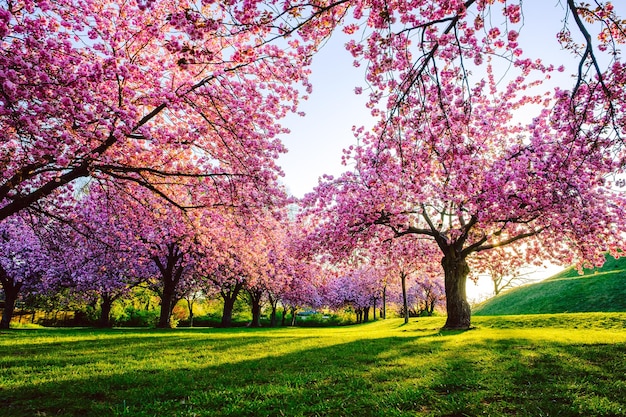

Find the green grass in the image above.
[
  {"left": 2, "top": 313, "right": 626, "bottom": 416},
  {"left": 473, "top": 255, "right": 626, "bottom": 316}
]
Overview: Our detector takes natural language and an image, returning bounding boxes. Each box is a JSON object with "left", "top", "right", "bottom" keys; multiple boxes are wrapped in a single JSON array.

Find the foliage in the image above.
[{"left": 2, "top": 314, "right": 626, "bottom": 416}]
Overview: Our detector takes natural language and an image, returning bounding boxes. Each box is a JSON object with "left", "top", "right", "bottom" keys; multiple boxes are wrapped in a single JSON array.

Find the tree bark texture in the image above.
[
  {"left": 220, "top": 282, "right": 242, "bottom": 327},
  {"left": 0, "top": 281, "right": 21, "bottom": 329},
  {"left": 98, "top": 294, "right": 113, "bottom": 328},
  {"left": 442, "top": 255, "right": 472, "bottom": 330},
  {"left": 154, "top": 244, "right": 185, "bottom": 328},
  {"left": 401, "top": 271, "right": 409, "bottom": 324}
]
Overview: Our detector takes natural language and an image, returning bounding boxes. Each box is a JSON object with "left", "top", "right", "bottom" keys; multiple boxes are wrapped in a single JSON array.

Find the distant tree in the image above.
[
  {"left": 470, "top": 247, "right": 534, "bottom": 296},
  {"left": 0, "top": 215, "right": 47, "bottom": 328}
]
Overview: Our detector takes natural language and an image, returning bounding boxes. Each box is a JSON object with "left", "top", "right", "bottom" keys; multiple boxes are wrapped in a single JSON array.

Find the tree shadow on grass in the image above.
[{"left": 2, "top": 328, "right": 626, "bottom": 417}]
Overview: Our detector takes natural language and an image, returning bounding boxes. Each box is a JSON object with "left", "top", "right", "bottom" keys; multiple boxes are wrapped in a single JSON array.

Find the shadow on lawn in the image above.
[{"left": 2, "top": 328, "right": 626, "bottom": 417}]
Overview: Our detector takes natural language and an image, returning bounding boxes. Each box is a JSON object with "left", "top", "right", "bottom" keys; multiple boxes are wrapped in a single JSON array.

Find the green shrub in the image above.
[{"left": 116, "top": 306, "right": 160, "bottom": 327}]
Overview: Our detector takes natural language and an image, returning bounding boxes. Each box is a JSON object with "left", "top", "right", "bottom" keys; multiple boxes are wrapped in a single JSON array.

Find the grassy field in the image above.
[
  {"left": 2, "top": 314, "right": 626, "bottom": 417},
  {"left": 473, "top": 255, "right": 626, "bottom": 316}
]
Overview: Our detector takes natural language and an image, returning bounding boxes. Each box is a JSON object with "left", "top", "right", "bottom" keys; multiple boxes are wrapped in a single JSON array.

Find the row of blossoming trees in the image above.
[
  {"left": 2, "top": 0, "right": 626, "bottom": 329},
  {"left": 0, "top": 182, "right": 443, "bottom": 328}
]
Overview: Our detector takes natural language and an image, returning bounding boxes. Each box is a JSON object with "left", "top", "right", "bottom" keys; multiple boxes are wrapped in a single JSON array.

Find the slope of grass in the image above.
[
  {"left": 2, "top": 314, "right": 626, "bottom": 417},
  {"left": 473, "top": 255, "right": 626, "bottom": 316}
]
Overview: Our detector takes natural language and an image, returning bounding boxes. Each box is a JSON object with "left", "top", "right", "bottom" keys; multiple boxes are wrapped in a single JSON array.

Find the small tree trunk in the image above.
[
  {"left": 158, "top": 284, "right": 176, "bottom": 328},
  {"left": 221, "top": 296, "right": 235, "bottom": 327},
  {"left": 401, "top": 271, "right": 409, "bottom": 324},
  {"left": 268, "top": 296, "right": 278, "bottom": 327},
  {"left": 442, "top": 255, "right": 472, "bottom": 330},
  {"left": 221, "top": 299, "right": 235, "bottom": 327},
  {"left": 154, "top": 245, "right": 185, "bottom": 329},
  {"left": 250, "top": 301, "right": 261, "bottom": 327},
  {"left": 269, "top": 304, "right": 277, "bottom": 327},
  {"left": 363, "top": 306, "right": 370, "bottom": 322},
  {"left": 247, "top": 288, "right": 263, "bottom": 327},
  {"left": 290, "top": 307, "right": 297, "bottom": 326},
  {"left": 281, "top": 307, "right": 287, "bottom": 326},
  {"left": 382, "top": 285, "right": 387, "bottom": 319},
  {"left": 98, "top": 294, "right": 113, "bottom": 328},
  {"left": 185, "top": 297, "right": 195, "bottom": 327},
  {"left": 0, "top": 281, "right": 21, "bottom": 329}
]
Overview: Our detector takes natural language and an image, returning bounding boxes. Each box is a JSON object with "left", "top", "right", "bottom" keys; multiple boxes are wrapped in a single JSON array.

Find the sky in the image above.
[
  {"left": 275, "top": 3, "right": 624, "bottom": 301},
  {"left": 278, "top": 30, "right": 369, "bottom": 199}
]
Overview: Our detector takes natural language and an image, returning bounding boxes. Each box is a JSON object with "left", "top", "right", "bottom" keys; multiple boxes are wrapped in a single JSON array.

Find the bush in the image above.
[
  {"left": 294, "top": 312, "right": 355, "bottom": 327},
  {"left": 116, "top": 306, "right": 160, "bottom": 327}
]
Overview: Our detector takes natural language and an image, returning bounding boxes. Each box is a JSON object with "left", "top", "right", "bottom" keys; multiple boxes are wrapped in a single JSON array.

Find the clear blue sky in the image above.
[{"left": 278, "top": 30, "right": 370, "bottom": 199}]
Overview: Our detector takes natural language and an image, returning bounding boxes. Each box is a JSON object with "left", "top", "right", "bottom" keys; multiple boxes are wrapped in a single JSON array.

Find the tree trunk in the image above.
[
  {"left": 250, "top": 300, "right": 261, "bottom": 327},
  {"left": 248, "top": 289, "right": 263, "bottom": 328},
  {"left": 373, "top": 299, "right": 377, "bottom": 320},
  {"left": 382, "top": 285, "right": 387, "bottom": 319},
  {"left": 154, "top": 244, "right": 185, "bottom": 329},
  {"left": 186, "top": 298, "right": 194, "bottom": 328},
  {"left": 401, "top": 271, "right": 409, "bottom": 324},
  {"left": 0, "top": 280, "right": 21, "bottom": 329},
  {"left": 268, "top": 295, "right": 278, "bottom": 327},
  {"left": 290, "top": 307, "right": 297, "bottom": 326},
  {"left": 269, "top": 304, "right": 277, "bottom": 327},
  {"left": 98, "top": 294, "right": 113, "bottom": 328},
  {"left": 363, "top": 306, "right": 370, "bottom": 322},
  {"left": 157, "top": 282, "right": 177, "bottom": 328},
  {"left": 442, "top": 255, "right": 472, "bottom": 330},
  {"left": 221, "top": 297, "right": 235, "bottom": 327}
]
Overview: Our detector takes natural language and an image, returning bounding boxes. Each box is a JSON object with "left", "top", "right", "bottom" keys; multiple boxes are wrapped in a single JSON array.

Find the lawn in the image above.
[{"left": 1, "top": 313, "right": 626, "bottom": 417}]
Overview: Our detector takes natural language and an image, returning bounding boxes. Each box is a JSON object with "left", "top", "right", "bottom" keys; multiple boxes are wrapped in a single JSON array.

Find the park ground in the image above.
[{"left": 1, "top": 313, "right": 626, "bottom": 417}]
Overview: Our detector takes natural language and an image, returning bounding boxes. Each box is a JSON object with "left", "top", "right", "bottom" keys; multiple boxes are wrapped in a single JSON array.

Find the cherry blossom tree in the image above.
[
  {"left": 469, "top": 246, "right": 535, "bottom": 296},
  {"left": 209, "top": 262, "right": 246, "bottom": 328},
  {"left": 5, "top": 1, "right": 624, "bottom": 225},
  {"left": 0, "top": 214, "right": 48, "bottom": 328},
  {"left": 303, "top": 57, "right": 626, "bottom": 329},
  {"left": 322, "top": 264, "right": 386, "bottom": 323},
  {"left": 0, "top": 0, "right": 323, "bottom": 222},
  {"left": 408, "top": 276, "right": 446, "bottom": 317}
]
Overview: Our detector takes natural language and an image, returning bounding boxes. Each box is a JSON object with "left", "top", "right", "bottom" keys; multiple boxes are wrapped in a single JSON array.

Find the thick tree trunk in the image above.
[
  {"left": 157, "top": 283, "right": 177, "bottom": 328},
  {"left": 250, "top": 300, "right": 261, "bottom": 327},
  {"left": 221, "top": 295, "right": 236, "bottom": 327},
  {"left": 98, "top": 294, "right": 113, "bottom": 328},
  {"left": 442, "top": 255, "right": 472, "bottom": 330},
  {"left": 363, "top": 306, "right": 370, "bottom": 322},
  {"left": 0, "top": 281, "right": 21, "bottom": 329},
  {"left": 401, "top": 271, "right": 409, "bottom": 324},
  {"left": 154, "top": 245, "right": 185, "bottom": 329},
  {"left": 248, "top": 289, "right": 263, "bottom": 327}
]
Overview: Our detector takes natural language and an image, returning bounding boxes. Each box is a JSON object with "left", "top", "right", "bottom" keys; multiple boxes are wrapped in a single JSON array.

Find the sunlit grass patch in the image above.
[{"left": 1, "top": 314, "right": 625, "bottom": 416}]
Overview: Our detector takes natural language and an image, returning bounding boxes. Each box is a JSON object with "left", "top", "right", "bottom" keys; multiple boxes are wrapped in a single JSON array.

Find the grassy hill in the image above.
[{"left": 473, "top": 254, "right": 626, "bottom": 316}]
